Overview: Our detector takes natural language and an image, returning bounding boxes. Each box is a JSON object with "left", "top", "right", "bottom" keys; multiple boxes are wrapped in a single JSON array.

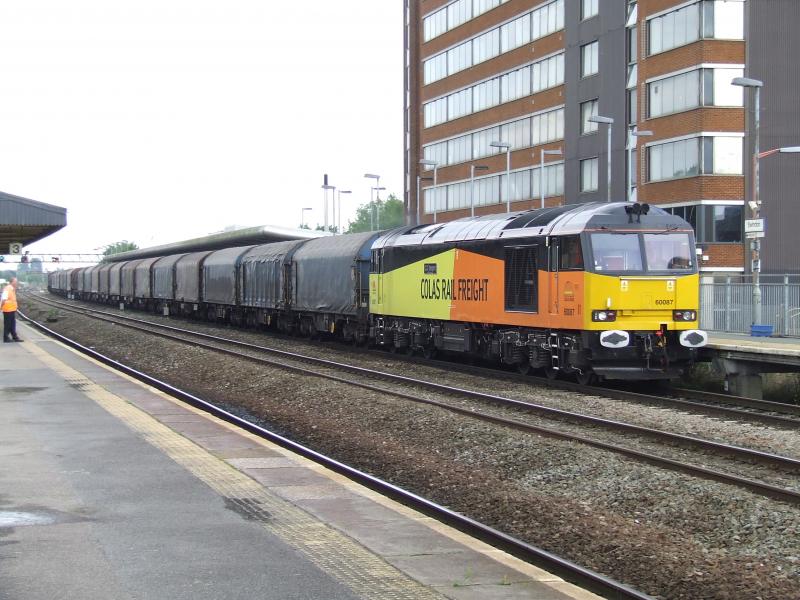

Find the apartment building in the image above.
[{"left": 405, "top": 0, "right": 758, "bottom": 275}]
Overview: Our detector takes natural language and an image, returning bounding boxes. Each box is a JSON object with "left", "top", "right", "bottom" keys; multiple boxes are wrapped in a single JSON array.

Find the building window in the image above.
[
  {"left": 473, "top": 28, "right": 501, "bottom": 65},
  {"left": 581, "top": 99, "right": 599, "bottom": 134},
  {"left": 447, "top": 43, "right": 473, "bottom": 78},
  {"left": 581, "top": 41, "right": 599, "bottom": 78},
  {"left": 628, "top": 88, "right": 638, "bottom": 124},
  {"left": 421, "top": 106, "right": 564, "bottom": 168},
  {"left": 628, "top": 26, "right": 638, "bottom": 64},
  {"left": 648, "top": 3, "right": 701, "bottom": 54},
  {"left": 424, "top": 163, "right": 564, "bottom": 215},
  {"left": 447, "top": 0, "right": 473, "bottom": 30},
  {"left": 422, "top": 53, "right": 564, "bottom": 129},
  {"left": 648, "top": 70, "right": 701, "bottom": 117},
  {"left": 501, "top": 13, "right": 531, "bottom": 53},
  {"left": 532, "top": 0, "right": 565, "bottom": 40},
  {"left": 423, "top": 1, "right": 564, "bottom": 86},
  {"left": 648, "top": 138, "right": 700, "bottom": 181},
  {"left": 500, "top": 66, "right": 532, "bottom": 103},
  {"left": 581, "top": 158, "right": 599, "bottom": 192},
  {"left": 423, "top": 8, "right": 447, "bottom": 42},
  {"left": 648, "top": 68, "right": 743, "bottom": 118},
  {"left": 703, "top": 0, "right": 745, "bottom": 40},
  {"left": 648, "top": 0, "right": 744, "bottom": 55},
  {"left": 648, "top": 136, "right": 742, "bottom": 181},
  {"left": 447, "top": 88, "right": 472, "bottom": 121},
  {"left": 532, "top": 53, "right": 565, "bottom": 93},
  {"left": 582, "top": 0, "right": 598, "bottom": 20},
  {"left": 708, "top": 137, "right": 743, "bottom": 174},
  {"left": 473, "top": 78, "right": 500, "bottom": 112},
  {"left": 665, "top": 204, "right": 742, "bottom": 243}
]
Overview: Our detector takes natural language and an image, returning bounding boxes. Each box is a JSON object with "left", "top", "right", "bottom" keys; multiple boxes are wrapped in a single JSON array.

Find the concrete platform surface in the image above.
[
  {"left": 0, "top": 322, "right": 602, "bottom": 600},
  {"left": 708, "top": 332, "right": 800, "bottom": 357}
]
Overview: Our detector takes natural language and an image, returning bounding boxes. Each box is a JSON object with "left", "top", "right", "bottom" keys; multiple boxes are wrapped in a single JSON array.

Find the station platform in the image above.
[
  {"left": 704, "top": 332, "right": 800, "bottom": 398},
  {"left": 708, "top": 332, "right": 800, "bottom": 360},
  {"left": 0, "top": 322, "right": 599, "bottom": 600}
]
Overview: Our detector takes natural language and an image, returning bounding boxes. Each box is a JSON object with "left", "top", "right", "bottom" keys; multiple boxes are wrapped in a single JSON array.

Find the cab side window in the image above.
[{"left": 559, "top": 236, "right": 584, "bottom": 270}]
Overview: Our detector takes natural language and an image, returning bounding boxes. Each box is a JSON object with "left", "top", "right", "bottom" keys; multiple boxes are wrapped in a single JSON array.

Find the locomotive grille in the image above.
[{"left": 504, "top": 247, "right": 538, "bottom": 312}]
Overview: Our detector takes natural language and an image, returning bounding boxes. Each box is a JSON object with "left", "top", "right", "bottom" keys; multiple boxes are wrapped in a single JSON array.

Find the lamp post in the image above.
[
  {"left": 732, "top": 77, "right": 764, "bottom": 324},
  {"left": 321, "top": 183, "right": 335, "bottom": 233},
  {"left": 470, "top": 164, "right": 489, "bottom": 218},
  {"left": 372, "top": 186, "right": 386, "bottom": 230},
  {"left": 364, "top": 173, "right": 381, "bottom": 231},
  {"left": 490, "top": 141, "right": 512, "bottom": 212},
  {"left": 589, "top": 115, "right": 614, "bottom": 202},
  {"left": 337, "top": 190, "right": 351, "bottom": 235},
  {"left": 300, "top": 207, "right": 312, "bottom": 229},
  {"left": 627, "top": 127, "right": 652, "bottom": 203},
  {"left": 419, "top": 159, "right": 439, "bottom": 225},
  {"left": 539, "top": 148, "right": 562, "bottom": 208},
  {"left": 416, "top": 176, "right": 433, "bottom": 226}
]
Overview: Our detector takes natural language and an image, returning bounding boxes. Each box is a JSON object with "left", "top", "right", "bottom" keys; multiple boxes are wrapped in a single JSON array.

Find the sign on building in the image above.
[{"left": 744, "top": 219, "right": 765, "bottom": 234}]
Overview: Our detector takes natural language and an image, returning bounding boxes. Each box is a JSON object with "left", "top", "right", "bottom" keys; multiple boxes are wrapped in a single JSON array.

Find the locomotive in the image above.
[{"left": 49, "top": 202, "right": 707, "bottom": 383}]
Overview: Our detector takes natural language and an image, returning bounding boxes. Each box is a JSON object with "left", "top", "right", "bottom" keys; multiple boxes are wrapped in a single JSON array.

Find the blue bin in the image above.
[{"left": 750, "top": 324, "right": 773, "bottom": 337}]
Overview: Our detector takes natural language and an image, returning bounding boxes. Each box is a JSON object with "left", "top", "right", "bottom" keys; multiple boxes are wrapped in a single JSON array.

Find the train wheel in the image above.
[
  {"left": 516, "top": 362, "right": 531, "bottom": 375},
  {"left": 575, "top": 370, "right": 597, "bottom": 386},
  {"left": 544, "top": 367, "right": 559, "bottom": 380},
  {"left": 422, "top": 345, "right": 437, "bottom": 360},
  {"left": 405, "top": 345, "right": 415, "bottom": 356}
]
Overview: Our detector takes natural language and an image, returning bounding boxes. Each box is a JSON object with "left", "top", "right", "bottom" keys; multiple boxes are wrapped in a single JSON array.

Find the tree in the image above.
[
  {"left": 102, "top": 241, "right": 139, "bottom": 258},
  {"left": 346, "top": 194, "right": 404, "bottom": 234}
]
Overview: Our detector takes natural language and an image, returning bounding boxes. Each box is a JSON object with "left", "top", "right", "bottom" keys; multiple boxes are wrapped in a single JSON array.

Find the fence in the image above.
[{"left": 700, "top": 276, "right": 800, "bottom": 336}]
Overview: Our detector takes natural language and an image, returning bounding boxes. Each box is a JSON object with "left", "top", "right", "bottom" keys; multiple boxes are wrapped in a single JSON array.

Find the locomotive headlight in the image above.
[
  {"left": 592, "top": 310, "right": 617, "bottom": 322},
  {"left": 673, "top": 310, "right": 697, "bottom": 322}
]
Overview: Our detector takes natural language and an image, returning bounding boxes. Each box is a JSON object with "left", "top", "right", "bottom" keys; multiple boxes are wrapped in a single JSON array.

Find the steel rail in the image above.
[
  {"left": 22, "top": 300, "right": 800, "bottom": 505},
  {"left": 669, "top": 386, "right": 800, "bottom": 418},
  {"left": 19, "top": 311, "right": 654, "bottom": 600}
]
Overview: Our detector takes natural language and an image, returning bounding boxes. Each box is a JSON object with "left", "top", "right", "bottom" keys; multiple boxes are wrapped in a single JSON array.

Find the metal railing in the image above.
[{"left": 700, "top": 276, "right": 800, "bottom": 336}]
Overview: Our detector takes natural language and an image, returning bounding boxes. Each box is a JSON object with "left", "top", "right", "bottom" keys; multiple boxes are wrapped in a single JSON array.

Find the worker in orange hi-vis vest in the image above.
[{"left": 1, "top": 277, "right": 21, "bottom": 342}]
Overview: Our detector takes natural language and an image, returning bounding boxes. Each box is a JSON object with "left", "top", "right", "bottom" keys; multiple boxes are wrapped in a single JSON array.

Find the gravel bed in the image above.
[
  {"left": 36, "top": 295, "right": 800, "bottom": 460},
  {"left": 23, "top": 297, "right": 800, "bottom": 599}
]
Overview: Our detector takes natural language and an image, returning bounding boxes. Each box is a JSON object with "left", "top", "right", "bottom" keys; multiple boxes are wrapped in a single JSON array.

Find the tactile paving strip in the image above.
[{"left": 30, "top": 343, "right": 445, "bottom": 600}]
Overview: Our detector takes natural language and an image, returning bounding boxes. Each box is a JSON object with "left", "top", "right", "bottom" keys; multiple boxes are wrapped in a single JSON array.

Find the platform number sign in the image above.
[{"left": 8, "top": 243, "right": 22, "bottom": 255}]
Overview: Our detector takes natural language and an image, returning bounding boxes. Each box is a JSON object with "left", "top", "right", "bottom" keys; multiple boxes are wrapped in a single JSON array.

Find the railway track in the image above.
[
  {"left": 19, "top": 308, "right": 654, "bottom": 600},
  {"left": 24, "top": 293, "right": 800, "bottom": 506},
  {"left": 34, "top": 293, "right": 800, "bottom": 428}
]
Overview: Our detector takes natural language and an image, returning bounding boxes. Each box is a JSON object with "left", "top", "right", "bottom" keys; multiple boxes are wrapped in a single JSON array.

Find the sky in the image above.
[{"left": 0, "top": 1, "right": 404, "bottom": 262}]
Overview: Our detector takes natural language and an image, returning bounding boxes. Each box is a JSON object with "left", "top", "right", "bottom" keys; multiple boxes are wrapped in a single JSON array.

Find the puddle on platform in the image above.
[
  {"left": 1, "top": 387, "right": 46, "bottom": 395},
  {"left": 0, "top": 511, "right": 56, "bottom": 528}
]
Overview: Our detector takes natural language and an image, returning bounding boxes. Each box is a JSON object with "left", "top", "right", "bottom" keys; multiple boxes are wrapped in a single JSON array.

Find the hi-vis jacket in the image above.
[{"left": 1, "top": 284, "right": 17, "bottom": 313}]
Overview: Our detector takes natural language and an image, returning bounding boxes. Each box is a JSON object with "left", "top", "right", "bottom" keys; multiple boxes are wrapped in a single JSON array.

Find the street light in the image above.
[
  {"left": 589, "top": 115, "right": 614, "bottom": 202},
  {"left": 732, "top": 77, "right": 764, "bottom": 324},
  {"left": 470, "top": 164, "right": 489, "bottom": 218},
  {"left": 539, "top": 148, "right": 563, "bottom": 208},
  {"left": 371, "top": 186, "right": 386, "bottom": 230},
  {"left": 337, "top": 190, "right": 351, "bottom": 235},
  {"left": 490, "top": 141, "right": 513, "bottom": 213},
  {"left": 321, "top": 183, "right": 335, "bottom": 233},
  {"left": 419, "top": 159, "right": 439, "bottom": 225},
  {"left": 364, "top": 173, "right": 381, "bottom": 231},
  {"left": 300, "top": 207, "right": 313, "bottom": 229},
  {"left": 627, "top": 128, "right": 652, "bottom": 203}
]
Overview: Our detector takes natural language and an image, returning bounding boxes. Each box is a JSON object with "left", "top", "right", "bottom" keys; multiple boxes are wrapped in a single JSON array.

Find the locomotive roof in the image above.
[{"left": 372, "top": 202, "right": 691, "bottom": 249}]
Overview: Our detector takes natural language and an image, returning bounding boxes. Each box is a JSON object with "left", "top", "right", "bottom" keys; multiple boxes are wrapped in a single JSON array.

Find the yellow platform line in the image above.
[{"left": 25, "top": 339, "right": 444, "bottom": 600}]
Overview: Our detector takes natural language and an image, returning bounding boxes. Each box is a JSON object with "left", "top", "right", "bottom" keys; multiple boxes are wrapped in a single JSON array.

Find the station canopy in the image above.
[
  {"left": 106, "top": 224, "right": 331, "bottom": 262},
  {"left": 0, "top": 191, "right": 67, "bottom": 252}
]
